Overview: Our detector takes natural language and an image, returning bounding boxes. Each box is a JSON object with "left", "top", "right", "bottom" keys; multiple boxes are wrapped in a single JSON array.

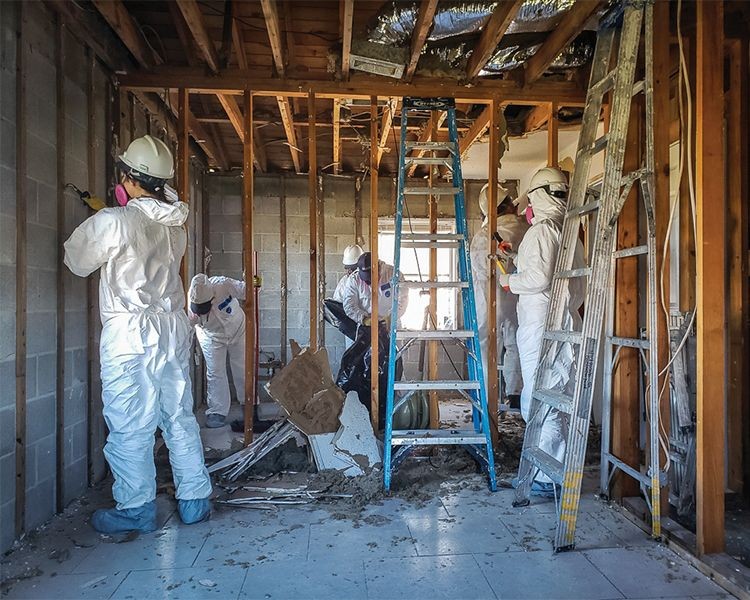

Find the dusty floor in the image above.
[{"left": 1, "top": 460, "right": 734, "bottom": 600}]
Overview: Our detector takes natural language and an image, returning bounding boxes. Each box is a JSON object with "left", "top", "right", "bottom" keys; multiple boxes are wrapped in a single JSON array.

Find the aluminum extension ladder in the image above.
[
  {"left": 513, "top": 2, "right": 663, "bottom": 550},
  {"left": 383, "top": 97, "right": 496, "bottom": 492}
]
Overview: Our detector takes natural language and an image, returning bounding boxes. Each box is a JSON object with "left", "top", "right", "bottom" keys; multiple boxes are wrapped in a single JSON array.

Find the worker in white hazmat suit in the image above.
[
  {"left": 188, "top": 274, "right": 247, "bottom": 429},
  {"left": 64, "top": 135, "right": 212, "bottom": 533},
  {"left": 342, "top": 251, "right": 408, "bottom": 326},
  {"left": 333, "top": 244, "right": 364, "bottom": 302},
  {"left": 499, "top": 166, "right": 585, "bottom": 495},
  {"left": 470, "top": 183, "right": 528, "bottom": 405}
]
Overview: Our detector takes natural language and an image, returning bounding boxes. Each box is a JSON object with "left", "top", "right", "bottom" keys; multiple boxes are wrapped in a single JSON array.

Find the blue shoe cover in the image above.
[
  {"left": 178, "top": 498, "right": 211, "bottom": 524},
  {"left": 91, "top": 501, "right": 157, "bottom": 534},
  {"left": 510, "top": 477, "right": 559, "bottom": 499}
]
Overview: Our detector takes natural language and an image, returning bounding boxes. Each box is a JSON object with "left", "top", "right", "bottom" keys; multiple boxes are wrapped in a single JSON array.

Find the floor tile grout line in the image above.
[
  {"left": 470, "top": 552, "right": 501, "bottom": 600},
  {"left": 106, "top": 569, "right": 131, "bottom": 599},
  {"left": 236, "top": 565, "right": 251, "bottom": 600},
  {"left": 361, "top": 558, "right": 370, "bottom": 599},
  {"left": 189, "top": 529, "right": 213, "bottom": 568},
  {"left": 579, "top": 548, "right": 629, "bottom": 599}
]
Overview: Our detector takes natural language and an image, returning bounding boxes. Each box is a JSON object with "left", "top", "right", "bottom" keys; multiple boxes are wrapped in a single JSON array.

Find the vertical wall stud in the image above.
[
  {"left": 369, "top": 96, "right": 379, "bottom": 431},
  {"left": 243, "top": 89, "right": 257, "bottom": 445},
  {"left": 308, "top": 91, "right": 318, "bottom": 350},
  {"left": 486, "top": 99, "right": 500, "bottom": 444},
  {"left": 280, "top": 175, "right": 288, "bottom": 364}
]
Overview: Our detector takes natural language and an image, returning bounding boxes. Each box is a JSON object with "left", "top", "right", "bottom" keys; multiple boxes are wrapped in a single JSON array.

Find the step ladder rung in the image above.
[
  {"left": 608, "top": 336, "right": 650, "bottom": 349},
  {"left": 404, "top": 186, "right": 460, "bottom": 196},
  {"left": 533, "top": 389, "right": 574, "bottom": 413},
  {"left": 543, "top": 330, "right": 583, "bottom": 344},
  {"left": 522, "top": 447, "right": 564, "bottom": 485},
  {"left": 402, "top": 233, "right": 463, "bottom": 241},
  {"left": 404, "top": 157, "right": 453, "bottom": 167},
  {"left": 405, "top": 141, "right": 456, "bottom": 152},
  {"left": 395, "top": 329, "right": 474, "bottom": 340},
  {"left": 589, "top": 69, "right": 617, "bottom": 98},
  {"left": 555, "top": 267, "right": 592, "bottom": 280},
  {"left": 393, "top": 380, "right": 481, "bottom": 391},
  {"left": 391, "top": 429, "right": 488, "bottom": 446},
  {"left": 591, "top": 134, "right": 609, "bottom": 154},
  {"left": 402, "top": 241, "right": 460, "bottom": 249},
  {"left": 401, "top": 280, "right": 469, "bottom": 289},
  {"left": 568, "top": 200, "right": 600, "bottom": 218},
  {"left": 613, "top": 245, "right": 648, "bottom": 259}
]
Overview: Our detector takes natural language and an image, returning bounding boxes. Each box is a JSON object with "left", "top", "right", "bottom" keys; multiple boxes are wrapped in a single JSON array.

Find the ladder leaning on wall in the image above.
[{"left": 512, "top": 1, "right": 665, "bottom": 551}]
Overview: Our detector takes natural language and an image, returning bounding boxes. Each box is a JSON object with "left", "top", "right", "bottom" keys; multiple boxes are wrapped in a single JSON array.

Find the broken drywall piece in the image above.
[
  {"left": 333, "top": 392, "right": 382, "bottom": 471},
  {"left": 309, "top": 392, "right": 382, "bottom": 477},
  {"left": 309, "top": 433, "right": 364, "bottom": 476},
  {"left": 266, "top": 347, "right": 345, "bottom": 436}
]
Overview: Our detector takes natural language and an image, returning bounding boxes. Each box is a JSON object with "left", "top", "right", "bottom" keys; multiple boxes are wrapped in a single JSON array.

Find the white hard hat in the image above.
[
  {"left": 527, "top": 166, "right": 568, "bottom": 194},
  {"left": 118, "top": 134, "right": 175, "bottom": 180},
  {"left": 478, "top": 183, "right": 509, "bottom": 217},
  {"left": 342, "top": 244, "right": 364, "bottom": 267},
  {"left": 189, "top": 274, "right": 213, "bottom": 304}
]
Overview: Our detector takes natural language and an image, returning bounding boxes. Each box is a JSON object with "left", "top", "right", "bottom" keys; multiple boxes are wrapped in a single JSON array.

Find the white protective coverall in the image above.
[
  {"left": 332, "top": 273, "right": 350, "bottom": 303},
  {"left": 64, "top": 197, "right": 212, "bottom": 510},
  {"left": 189, "top": 276, "right": 247, "bottom": 417},
  {"left": 470, "top": 214, "right": 528, "bottom": 396},
  {"left": 342, "top": 262, "right": 409, "bottom": 325},
  {"left": 507, "top": 189, "right": 585, "bottom": 480}
]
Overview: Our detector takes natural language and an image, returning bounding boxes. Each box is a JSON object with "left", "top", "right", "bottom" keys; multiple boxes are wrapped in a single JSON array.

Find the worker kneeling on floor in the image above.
[
  {"left": 188, "top": 273, "right": 247, "bottom": 429},
  {"left": 63, "top": 135, "right": 212, "bottom": 533}
]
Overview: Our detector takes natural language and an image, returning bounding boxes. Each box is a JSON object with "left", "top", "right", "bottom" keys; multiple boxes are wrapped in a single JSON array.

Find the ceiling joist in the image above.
[
  {"left": 260, "top": 0, "right": 286, "bottom": 77},
  {"left": 404, "top": 0, "right": 439, "bottom": 81},
  {"left": 465, "top": 0, "right": 524, "bottom": 79},
  {"left": 340, "top": 0, "right": 354, "bottom": 78},
  {"left": 376, "top": 98, "right": 399, "bottom": 168},
  {"left": 523, "top": 0, "right": 604, "bottom": 85},
  {"left": 175, "top": 0, "right": 221, "bottom": 73},
  {"left": 217, "top": 94, "right": 267, "bottom": 172}
]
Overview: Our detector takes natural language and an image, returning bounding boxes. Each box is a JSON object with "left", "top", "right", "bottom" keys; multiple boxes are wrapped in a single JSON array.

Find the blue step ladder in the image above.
[{"left": 384, "top": 97, "right": 497, "bottom": 492}]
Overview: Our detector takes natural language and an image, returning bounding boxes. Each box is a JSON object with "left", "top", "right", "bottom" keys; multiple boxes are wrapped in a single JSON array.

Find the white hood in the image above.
[
  {"left": 129, "top": 197, "right": 189, "bottom": 226},
  {"left": 528, "top": 188, "right": 566, "bottom": 225}
]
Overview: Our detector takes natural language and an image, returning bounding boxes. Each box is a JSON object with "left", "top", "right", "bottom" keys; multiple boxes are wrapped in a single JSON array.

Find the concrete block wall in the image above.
[
  {"left": 0, "top": 2, "right": 131, "bottom": 552},
  {"left": 205, "top": 174, "right": 486, "bottom": 382}
]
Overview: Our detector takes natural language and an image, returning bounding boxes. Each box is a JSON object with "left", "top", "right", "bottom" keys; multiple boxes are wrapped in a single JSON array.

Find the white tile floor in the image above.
[{"left": 1, "top": 471, "right": 734, "bottom": 600}]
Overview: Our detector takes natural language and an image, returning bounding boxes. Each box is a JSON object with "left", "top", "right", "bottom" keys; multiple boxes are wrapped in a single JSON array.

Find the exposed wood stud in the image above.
[
  {"left": 523, "top": 0, "right": 603, "bottom": 85},
  {"left": 175, "top": 0, "right": 220, "bottom": 73},
  {"left": 726, "top": 39, "right": 749, "bottom": 495},
  {"left": 55, "top": 14, "right": 66, "bottom": 514},
  {"left": 243, "top": 89, "right": 257, "bottom": 445},
  {"left": 15, "top": 0, "right": 27, "bottom": 537},
  {"left": 308, "top": 91, "right": 319, "bottom": 350},
  {"left": 612, "top": 97, "right": 642, "bottom": 501},
  {"left": 369, "top": 95, "right": 379, "bottom": 431},
  {"left": 177, "top": 88, "right": 190, "bottom": 286},
  {"left": 695, "top": 0, "right": 725, "bottom": 556},
  {"left": 280, "top": 175, "right": 288, "bottom": 364},
  {"left": 404, "top": 0, "right": 438, "bottom": 81},
  {"left": 486, "top": 100, "right": 500, "bottom": 445},
  {"left": 333, "top": 99, "right": 341, "bottom": 175},
  {"left": 547, "top": 102, "right": 558, "bottom": 167},
  {"left": 428, "top": 113, "right": 439, "bottom": 429},
  {"left": 652, "top": 0, "right": 671, "bottom": 511},
  {"left": 317, "top": 175, "right": 326, "bottom": 346},
  {"left": 465, "top": 0, "right": 523, "bottom": 79},
  {"left": 340, "top": 0, "right": 353, "bottom": 78},
  {"left": 354, "top": 176, "right": 363, "bottom": 245}
]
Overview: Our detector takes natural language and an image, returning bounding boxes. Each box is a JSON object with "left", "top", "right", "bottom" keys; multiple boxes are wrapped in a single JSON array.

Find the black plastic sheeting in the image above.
[{"left": 367, "top": 0, "right": 577, "bottom": 46}]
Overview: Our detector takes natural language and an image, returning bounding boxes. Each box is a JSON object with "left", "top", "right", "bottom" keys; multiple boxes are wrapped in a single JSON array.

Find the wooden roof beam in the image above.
[
  {"left": 218, "top": 0, "right": 234, "bottom": 70},
  {"left": 260, "top": 0, "right": 286, "bottom": 77},
  {"left": 465, "top": 0, "right": 523, "bottom": 80},
  {"left": 376, "top": 97, "right": 399, "bottom": 168},
  {"left": 277, "top": 96, "right": 301, "bottom": 173},
  {"left": 523, "top": 0, "right": 603, "bottom": 85},
  {"left": 175, "top": 0, "right": 221, "bottom": 73},
  {"left": 340, "top": 0, "right": 354, "bottom": 78},
  {"left": 217, "top": 94, "right": 267, "bottom": 172},
  {"left": 232, "top": 10, "right": 248, "bottom": 69},
  {"left": 404, "top": 0, "right": 438, "bottom": 81},
  {"left": 523, "top": 104, "right": 551, "bottom": 133},
  {"left": 92, "top": 0, "right": 162, "bottom": 67}
]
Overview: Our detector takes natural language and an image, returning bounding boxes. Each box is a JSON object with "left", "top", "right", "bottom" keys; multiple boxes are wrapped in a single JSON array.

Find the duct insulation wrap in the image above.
[
  {"left": 366, "top": 0, "right": 578, "bottom": 47},
  {"left": 420, "top": 33, "right": 594, "bottom": 76}
]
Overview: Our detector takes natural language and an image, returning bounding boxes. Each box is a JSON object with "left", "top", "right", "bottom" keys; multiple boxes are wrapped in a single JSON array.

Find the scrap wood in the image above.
[{"left": 208, "top": 419, "right": 288, "bottom": 473}]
